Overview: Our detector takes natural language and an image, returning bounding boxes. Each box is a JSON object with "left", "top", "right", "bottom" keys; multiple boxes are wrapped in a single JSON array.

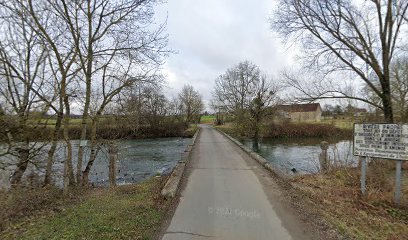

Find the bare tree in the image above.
[
  {"left": 82, "top": 62, "right": 154, "bottom": 185},
  {"left": 178, "top": 85, "right": 204, "bottom": 125},
  {"left": 272, "top": 0, "right": 408, "bottom": 123},
  {"left": 4, "top": 0, "right": 81, "bottom": 187},
  {"left": 390, "top": 57, "right": 408, "bottom": 121},
  {"left": 213, "top": 61, "right": 280, "bottom": 137},
  {"left": 47, "top": 0, "right": 168, "bottom": 185},
  {"left": 364, "top": 56, "right": 408, "bottom": 121},
  {"left": 213, "top": 61, "right": 260, "bottom": 126},
  {"left": 0, "top": 3, "right": 52, "bottom": 185},
  {"left": 119, "top": 83, "right": 188, "bottom": 136},
  {"left": 248, "top": 75, "right": 281, "bottom": 140},
  {"left": 0, "top": 0, "right": 168, "bottom": 189},
  {"left": 142, "top": 86, "right": 169, "bottom": 128}
]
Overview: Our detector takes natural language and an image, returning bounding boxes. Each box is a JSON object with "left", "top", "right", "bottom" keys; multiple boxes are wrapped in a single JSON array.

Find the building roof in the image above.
[
  {"left": 275, "top": 103, "right": 321, "bottom": 113},
  {"left": 353, "top": 108, "right": 367, "bottom": 113}
]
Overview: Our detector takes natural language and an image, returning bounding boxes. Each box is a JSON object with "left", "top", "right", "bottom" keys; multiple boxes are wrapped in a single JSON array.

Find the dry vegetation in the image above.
[
  {"left": 1, "top": 117, "right": 189, "bottom": 142},
  {"left": 291, "top": 161, "right": 408, "bottom": 240},
  {"left": 215, "top": 121, "right": 352, "bottom": 139},
  {"left": 264, "top": 123, "right": 352, "bottom": 138}
]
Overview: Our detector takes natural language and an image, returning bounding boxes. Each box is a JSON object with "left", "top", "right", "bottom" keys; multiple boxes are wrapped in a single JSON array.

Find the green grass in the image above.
[
  {"left": 321, "top": 118, "right": 355, "bottom": 130},
  {"left": 28, "top": 116, "right": 118, "bottom": 127},
  {"left": 200, "top": 115, "right": 215, "bottom": 124},
  {"left": 0, "top": 179, "right": 168, "bottom": 240}
]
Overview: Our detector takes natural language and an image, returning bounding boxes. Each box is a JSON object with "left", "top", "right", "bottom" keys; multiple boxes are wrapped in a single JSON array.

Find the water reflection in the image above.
[
  {"left": 0, "top": 138, "right": 191, "bottom": 188},
  {"left": 239, "top": 138, "right": 357, "bottom": 174}
]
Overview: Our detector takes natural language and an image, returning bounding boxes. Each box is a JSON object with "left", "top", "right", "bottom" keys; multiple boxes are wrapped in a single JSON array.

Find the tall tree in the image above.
[
  {"left": 248, "top": 75, "right": 280, "bottom": 140},
  {"left": 0, "top": 3, "right": 52, "bottom": 185},
  {"left": 272, "top": 0, "right": 408, "bottom": 123},
  {"left": 364, "top": 56, "right": 408, "bottom": 121},
  {"left": 213, "top": 61, "right": 260, "bottom": 126},
  {"left": 178, "top": 85, "right": 204, "bottom": 125},
  {"left": 6, "top": 0, "right": 81, "bottom": 187},
  {"left": 390, "top": 58, "right": 408, "bottom": 121},
  {"left": 82, "top": 64, "right": 156, "bottom": 185},
  {"left": 50, "top": 0, "right": 168, "bottom": 185},
  {"left": 213, "top": 61, "right": 280, "bottom": 137}
]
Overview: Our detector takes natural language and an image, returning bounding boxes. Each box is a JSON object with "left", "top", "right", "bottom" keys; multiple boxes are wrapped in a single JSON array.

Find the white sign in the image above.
[{"left": 354, "top": 124, "right": 408, "bottom": 160}]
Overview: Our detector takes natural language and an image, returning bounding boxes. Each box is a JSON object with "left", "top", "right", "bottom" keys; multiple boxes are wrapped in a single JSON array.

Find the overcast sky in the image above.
[{"left": 155, "top": 0, "right": 296, "bottom": 110}]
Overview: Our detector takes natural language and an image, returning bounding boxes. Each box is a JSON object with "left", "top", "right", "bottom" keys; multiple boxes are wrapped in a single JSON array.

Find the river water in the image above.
[
  {"left": 0, "top": 137, "right": 191, "bottom": 189},
  {"left": 239, "top": 138, "right": 357, "bottom": 175},
  {"left": 1, "top": 136, "right": 356, "bottom": 188}
]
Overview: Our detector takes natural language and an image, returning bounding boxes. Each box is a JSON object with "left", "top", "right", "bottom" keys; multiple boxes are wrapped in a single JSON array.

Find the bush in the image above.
[{"left": 264, "top": 123, "right": 352, "bottom": 138}]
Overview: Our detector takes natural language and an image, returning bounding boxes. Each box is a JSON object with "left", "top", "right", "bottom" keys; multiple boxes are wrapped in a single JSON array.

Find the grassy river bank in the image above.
[{"left": 0, "top": 177, "right": 172, "bottom": 240}]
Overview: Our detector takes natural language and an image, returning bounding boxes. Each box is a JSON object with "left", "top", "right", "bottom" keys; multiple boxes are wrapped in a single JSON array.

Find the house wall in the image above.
[{"left": 289, "top": 108, "right": 322, "bottom": 122}]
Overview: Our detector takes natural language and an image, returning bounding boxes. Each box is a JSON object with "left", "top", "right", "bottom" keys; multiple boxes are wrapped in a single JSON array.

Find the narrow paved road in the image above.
[{"left": 162, "top": 125, "right": 310, "bottom": 240}]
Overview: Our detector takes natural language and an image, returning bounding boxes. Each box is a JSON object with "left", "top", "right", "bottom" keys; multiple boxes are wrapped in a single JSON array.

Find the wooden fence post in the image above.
[{"left": 108, "top": 142, "right": 118, "bottom": 187}]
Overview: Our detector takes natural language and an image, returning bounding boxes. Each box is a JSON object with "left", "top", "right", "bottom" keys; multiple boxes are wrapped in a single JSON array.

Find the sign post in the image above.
[
  {"left": 360, "top": 156, "right": 367, "bottom": 196},
  {"left": 354, "top": 124, "right": 407, "bottom": 205},
  {"left": 395, "top": 160, "right": 402, "bottom": 205}
]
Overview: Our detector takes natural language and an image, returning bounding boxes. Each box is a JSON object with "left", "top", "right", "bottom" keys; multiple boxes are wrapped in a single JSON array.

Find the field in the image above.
[
  {"left": 321, "top": 118, "right": 355, "bottom": 130},
  {"left": 200, "top": 115, "right": 216, "bottom": 124}
]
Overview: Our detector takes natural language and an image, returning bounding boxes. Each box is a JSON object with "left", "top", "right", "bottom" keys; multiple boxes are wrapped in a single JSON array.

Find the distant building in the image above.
[
  {"left": 352, "top": 108, "right": 368, "bottom": 117},
  {"left": 274, "top": 103, "right": 322, "bottom": 122}
]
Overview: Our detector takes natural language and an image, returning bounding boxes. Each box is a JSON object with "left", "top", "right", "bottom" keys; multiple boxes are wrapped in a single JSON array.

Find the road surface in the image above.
[{"left": 162, "top": 125, "right": 311, "bottom": 240}]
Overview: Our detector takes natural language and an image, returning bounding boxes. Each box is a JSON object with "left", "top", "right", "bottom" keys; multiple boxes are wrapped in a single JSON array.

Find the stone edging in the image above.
[
  {"left": 215, "top": 128, "right": 289, "bottom": 179},
  {"left": 161, "top": 127, "right": 200, "bottom": 199}
]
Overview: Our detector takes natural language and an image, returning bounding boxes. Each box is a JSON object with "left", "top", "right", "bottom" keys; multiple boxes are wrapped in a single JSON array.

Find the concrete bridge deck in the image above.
[{"left": 162, "top": 125, "right": 311, "bottom": 240}]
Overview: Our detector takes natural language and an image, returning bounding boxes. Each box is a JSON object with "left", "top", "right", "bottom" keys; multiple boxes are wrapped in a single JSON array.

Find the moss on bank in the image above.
[{"left": 0, "top": 178, "right": 170, "bottom": 240}]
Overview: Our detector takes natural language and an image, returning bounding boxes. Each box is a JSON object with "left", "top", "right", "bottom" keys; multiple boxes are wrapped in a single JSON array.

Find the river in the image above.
[
  {"left": 0, "top": 137, "right": 191, "bottom": 189},
  {"left": 239, "top": 138, "right": 357, "bottom": 175}
]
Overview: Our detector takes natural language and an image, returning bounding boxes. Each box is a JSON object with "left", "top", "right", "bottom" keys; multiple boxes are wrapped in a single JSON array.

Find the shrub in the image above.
[{"left": 264, "top": 123, "right": 352, "bottom": 138}]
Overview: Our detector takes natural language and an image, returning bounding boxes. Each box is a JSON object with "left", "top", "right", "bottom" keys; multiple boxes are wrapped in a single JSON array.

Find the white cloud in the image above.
[{"left": 155, "top": 0, "right": 296, "bottom": 110}]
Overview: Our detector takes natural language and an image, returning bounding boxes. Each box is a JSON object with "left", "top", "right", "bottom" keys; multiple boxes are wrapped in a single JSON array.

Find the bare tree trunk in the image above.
[
  {"left": 381, "top": 83, "right": 394, "bottom": 123},
  {"left": 76, "top": 115, "right": 89, "bottom": 185},
  {"left": 76, "top": 3, "right": 94, "bottom": 185},
  {"left": 63, "top": 97, "right": 75, "bottom": 185},
  {"left": 82, "top": 117, "right": 99, "bottom": 185},
  {"left": 10, "top": 115, "right": 31, "bottom": 185},
  {"left": 63, "top": 130, "right": 74, "bottom": 184},
  {"left": 44, "top": 112, "right": 63, "bottom": 185},
  {"left": 10, "top": 142, "right": 30, "bottom": 186},
  {"left": 63, "top": 146, "right": 69, "bottom": 195},
  {"left": 108, "top": 142, "right": 118, "bottom": 187}
]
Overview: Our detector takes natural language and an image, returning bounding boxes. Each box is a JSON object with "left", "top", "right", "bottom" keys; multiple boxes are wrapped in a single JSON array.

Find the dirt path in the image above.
[{"left": 161, "top": 125, "right": 313, "bottom": 240}]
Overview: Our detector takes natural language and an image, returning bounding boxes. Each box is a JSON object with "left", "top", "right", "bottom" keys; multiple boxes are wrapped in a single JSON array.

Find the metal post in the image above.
[
  {"left": 360, "top": 156, "right": 367, "bottom": 196},
  {"left": 395, "top": 160, "right": 402, "bottom": 205}
]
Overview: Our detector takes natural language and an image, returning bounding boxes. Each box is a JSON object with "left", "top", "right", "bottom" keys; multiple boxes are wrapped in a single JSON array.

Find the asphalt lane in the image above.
[{"left": 162, "top": 125, "right": 309, "bottom": 240}]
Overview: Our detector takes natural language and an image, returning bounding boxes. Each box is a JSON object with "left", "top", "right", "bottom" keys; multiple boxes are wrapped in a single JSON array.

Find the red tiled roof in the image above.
[{"left": 275, "top": 103, "right": 321, "bottom": 113}]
